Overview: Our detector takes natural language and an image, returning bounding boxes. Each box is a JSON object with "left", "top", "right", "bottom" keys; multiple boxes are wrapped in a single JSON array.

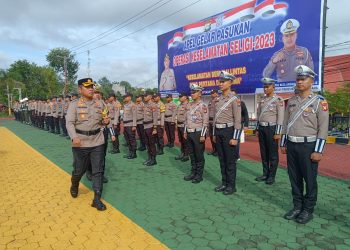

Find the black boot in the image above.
[
  {"left": 175, "top": 153, "right": 184, "bottom": 160},
  {"left": 91, "top": 192, "right": 106, "bottom": 211},
  {"left": 168, "top": 143, "right": 174, "bottom": 148},
  {"left": 255, "top": 175, "right": 268, "bottom": 182},
  {"left": 143, "top": 154, "right": 151, "bottom": 165},
  {"left": 138, "top": 145, "right": 146, "bottom": 151},
  {"left": 123, "top": 151, "right": 131, "bottom": 158},
  {"left": 184, "top": 164, "right": 196, "bottom": 181},
  {"left": 157, "top": 147, "right": 164, "bottom": 155},
  {"left": 146, "top": 155, "right": 157, "bottom": 166},
  {"left": 86, "top": 171, "right": 92, "bottom": 181},
  {"left": 181, "top": 155, "right": 189, "bottom": 162},
  {"left": 103, "top": 176, "right": 108, "bottom": 183},
  {"left": 192, "top": 162, "right": 204, "bottom": 184},
  {"left": 214, "top": 184, "right": 227, "bottom": 192},
  {"left": 70, "top": 176, "right": 80, "bottom": 198},
  {"left": 127, "top": 151, "right": 137, "bottom": 159}
]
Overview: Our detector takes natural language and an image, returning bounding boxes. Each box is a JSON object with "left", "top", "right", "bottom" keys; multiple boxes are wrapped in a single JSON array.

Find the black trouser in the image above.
[
  {"left": 187, "top": 131, "right": 205, "bottom": 178},
  {"left": 72, "top": 145, "right": 105, "bottom": 193},
  {"left": 287, "top": 141, "right": 318, "bottom": 213},
  {"left": 136, "top": 124, "right": 146, "bottom": 147},
  {"left": 156, "top": 125, "right": 164, "bottom": 150},
  {"left": 53, "top": 117, "right": 60, "bottom": 133},
  {"left": 112, "top": 125, "right": 120, "bottom": 150},
  {"left": 177, "top": 126, "right": 188, "bottom": 156},
  {"left": 164, "top": 121, "right": 175, "bottom": 144},
  {"left": 145, "top": 127, "right": 157, "bottom": 157},
  {"left": 215, "top": 127, "right": 238, "bottom": 188},
  {"left": 40, "top": 115, "right": 45, "bottom": 129},
  {"left": 124, "top": 126, "right": 137, "bottom": 152},
  {"left": 60, "top": 116, "right": 67, "bottom": 135},
  {"left": 45, "top": 116, "right": 51, "bottom": 130},
  {"left": 208, "top": 122, "right": 216, "bottom": 152},
  {"left": 258, "top": 125, "right": 279, "bottom": 178}
]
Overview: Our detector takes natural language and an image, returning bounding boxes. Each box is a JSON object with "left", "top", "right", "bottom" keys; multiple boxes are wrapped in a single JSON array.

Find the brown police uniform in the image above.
[
  {"left": 136, "top": 101, "right": 146, "bottom": 150},
  {"left": 176, "top": 100, "right": 189, "bottom": 161},
  {"left": 123, "top": 101, "right": 137, "bottom": 158},
  {"left": 164, "top": 101, "right": 177, "bottom": 147},
  {"left": 154, "top": 100, "right": 165, "bottom": 154},
  {"left": 143, "top": 100, "right": 158, "bottom": 166},
  {"left": 107, "top": 100, "right": 121, "bottom": 153}
]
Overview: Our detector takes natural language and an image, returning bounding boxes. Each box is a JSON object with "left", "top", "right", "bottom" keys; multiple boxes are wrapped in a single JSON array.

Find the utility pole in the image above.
[{"left": 6, "top": 84, "right": 11, "bottom": 116}]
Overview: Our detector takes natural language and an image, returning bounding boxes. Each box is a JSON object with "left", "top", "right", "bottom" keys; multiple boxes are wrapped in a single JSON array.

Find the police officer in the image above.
[
  {"left": 45, "top": 98, "right": 52, "bottom": 132},
  {"left": 107, "top": 93, "right": 121, "bottom": 154},
  {"left": 183, "top": 84, "right": 209, "bottom": 184},
  {"left": 175, "top": 92, "right": 189, "bottom": 162},
  {"left": 281, "top": 65, "right": 329, "bottom": 224},
  {"left": 62, "top": 95, "right": 70, "bottom": 137},
  {"left": 255, "top": 78, "right": 284, "bottom": 184},
  {"left": 164, "top": 94, "right": 177, "bottom": 148},
  {"left": 263, "top": 19, "right": 314, "bottom": 82},
  {"left": 208, "top": 89, "right": 219, "bottom": 156},
  {"left": 135, "top": 95, "right": 146, "bottom": 151},
  {"left": 122, "top": 93, "right": 137, "bottom": 159},
  {"left": 52, "top": 97, "right": 60, "bottom": 134},
  {"left": 160, "top": 54, "right": 176, "bottom": 91},
  {"left": 213, "top": 71, "right": 242, "bottom": 195},
  {"left": 153, "top": 93, "right": 165, "bottom": 155},
  {"left": 57, "top": 95, "right": 65, "bottom": 136},
  {"left": 66, "top": 78, "right": 109, "bottom": 211},
  {"left": 142, "top": 91, "right": 158, "bottom": 166}
]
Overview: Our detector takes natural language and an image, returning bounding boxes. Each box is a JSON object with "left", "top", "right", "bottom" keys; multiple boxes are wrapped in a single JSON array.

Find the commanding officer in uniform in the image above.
[
  {"left": 143, "top": 92, "right": 158, "bottom": 166},
  {"left": 153, "top": 93, "right": 165, "bottom": 155},
  {"left": 122, "top": 93, "right": 137, "bottom": 159},
  {"left": 183, "top": 84, "right": 209, "bottom": 184},
  {"left": 107, "top": 93, "right": 121, "bottom": 154},
  {"left": 164, "top": 94, "right": 177, "bottom": 148},
  {"left": 263, "top": 19, "right": 314, "bottom": 82},
  {"left": 160, "top": 54, "right": 176, "bottom": 91},
  {"left": 208, "top": 89, "right": 220, "bottom": 156},
  {"left": 213, "top": 71, "right": 242, "bottom": 195},
  {"left": 280, "top": 65, "right": 329, "bottom": 224},
  {"left": 135, "top": 95, "right": 146, "bottom": 151},
  {"left": 66, "top": 78, "right": 109, "bottom": 211},
  {"left": 255, "top": 78, "right": 284, "bottom": 184},
  {"left": 175, "top": 92, "right": 189, "bottom": 162}
]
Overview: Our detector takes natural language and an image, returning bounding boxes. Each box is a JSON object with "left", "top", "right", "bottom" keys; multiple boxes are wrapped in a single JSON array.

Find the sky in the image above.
[{"left": 0, "top": 0, "right": 349, "bottom": 88}]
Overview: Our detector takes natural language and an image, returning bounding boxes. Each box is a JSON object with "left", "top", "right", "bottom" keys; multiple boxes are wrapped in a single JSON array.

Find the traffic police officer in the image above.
[
  {"left": 143, "top": 91, "right": 158, "bottom": 166},
  {"left": 208, "top": 89, "right": 220, "bottom": 156},
  {"left": 122, "top": 93, "right": 137, "bottom": 159},
  {"left": 175, "top": 92, "right": 189, "bottom": 162},
  {"left": 183, "top": 84, "right": 209, "bottom": 184},
  {"left": 213, "top": 71, "right": 242, "bottom": 195},
  {"left": 66, "top": 78, "right": 109, "bottom": 211},
  {"left": 263, "top": 19, "right": 314, "bottom": 82},
  {"left": 153, "top": 93, "right": 165, "bottom": 155},
  {"left": 135, "top": 95, "right": 147, "bottom": 151},
  {"left": 164, "top": 94, "right": 177, "bottom": 148},
  {"left": 281, "top": 65, "right": 329, "bottom": 224},
  {"left": 255, "top": 77, "right": 284, "bottom": 184}
]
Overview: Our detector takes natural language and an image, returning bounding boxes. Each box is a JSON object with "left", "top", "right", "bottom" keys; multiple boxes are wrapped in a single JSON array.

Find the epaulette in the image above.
[{"left": 316, "top": 95, "right": 325, "bottom": 101}]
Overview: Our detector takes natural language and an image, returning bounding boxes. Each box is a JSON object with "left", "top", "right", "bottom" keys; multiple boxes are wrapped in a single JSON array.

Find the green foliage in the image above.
[
  {"left": 46, "top": 48, "right": 79, "bottom": 84},
  {"left": 324, "top": 82, "right": 350, "bottom": 115}
]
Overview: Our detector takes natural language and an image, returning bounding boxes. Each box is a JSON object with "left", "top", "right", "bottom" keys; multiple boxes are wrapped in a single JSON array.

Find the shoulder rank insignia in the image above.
[
  {"left": 236, "top": 99, "right": 241, "bottom": 107},
  {"left": 321, "top": 101, "right": 328, "bottom": 111}
]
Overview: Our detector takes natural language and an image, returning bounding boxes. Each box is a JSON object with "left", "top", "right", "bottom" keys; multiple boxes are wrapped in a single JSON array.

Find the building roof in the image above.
[{"left": 324, "top": 54, "right": 350, "bottom": 93}]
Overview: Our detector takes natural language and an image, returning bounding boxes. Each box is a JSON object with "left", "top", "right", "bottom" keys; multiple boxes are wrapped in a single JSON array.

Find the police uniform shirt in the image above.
[
  {"left": 208, "top": 96, "right": 219, "bottom": 122},
  {"left": 214, "top": 92, "right": 242, "bottom": 130},
  {"left": 257, "top": 95, "right": 285, "bottom": 134},
  {"left": 58, "top": 101, "right": 63, "bottom": 117},
  {"left": 52, "top": 102, "right": 58, "bottom": 118},
  {"left": 176, "top": 102, "right": 189, "bottom": 125},
  {"left": 136, "top": 102, "right": 144, "bottom": 125},
  {"left": 46, "top": 102, "right": 53, "bottom": 116},
  {"left": 64, "top": 100, "right": 70, "bottom": 116},
  {"left": 123, "top": 101, "right": 137, "bottom": 127},
  {"left": 143, "top": 101, "right": 158, "bottom": 129},
  {"left": 155, "top": 101, "right": 165, "bottom": 126},
  {"left": 281, "top": 94, "right": 329, "bottom": 152},
  {"left": 263, "top": 46, "right": 314, "bottom": 82},
  {"left": 185, "top": 101, "right": 209, "bottom": 131},
  {"left": 165, "top": 102, "right": 177, "bottom": 123},
  {"left": 160, "top": 69, "right": 176, "bottom": 91},
  {"left": 66, "top": 98, "right": 105, "bottom": 148}
]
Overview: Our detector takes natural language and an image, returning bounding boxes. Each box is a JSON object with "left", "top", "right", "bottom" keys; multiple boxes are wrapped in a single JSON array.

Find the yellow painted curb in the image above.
[
  {"left": 326, "top": 136, "right": 336, "bottom": 144},
  {"left": 0, "top": 127, "right": 168, "bottom": 250}
]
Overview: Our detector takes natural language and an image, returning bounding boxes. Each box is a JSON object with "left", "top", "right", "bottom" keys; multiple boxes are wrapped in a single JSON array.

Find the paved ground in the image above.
[{"left": 1, "top": 120, "right": 350, "bottom": 249}]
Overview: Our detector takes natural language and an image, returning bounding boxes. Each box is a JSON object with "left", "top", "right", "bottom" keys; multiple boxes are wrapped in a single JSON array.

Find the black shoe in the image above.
[
  {"left": 123, "top": 153, "right": 131, "bottom": 158},
  {"left": 283, "top": 209, "right": 301, "bottom": 220},
  {"left": 143, "top": 158, "right": 151, "bottom": 165},
  {"left": 214, "top": 185, "right": 227, "bottom": 192},
  {"left": 127, "top": 152, "right": 137, "bottom": 159},
  {"left": 207, "top": 151, "right": 216, "bottom": 155},
  {"left": 181, "top": 156, "right": 189, "bottom": 162},
  {"left": 157, "top": 149, "right": 164, "bottom": 155},
  {"left": 168, "top": 143, "right": 174, "bottom": 148},
  {"left": 70, "top": 178, "right": 79, "bottom": 198},
  {"left": 192, "top": 178, "right": 203, "bottom": 184},
  {"left": 175, "top": 154, "right": 184, "bottom": 160},
  {"left": 165, "top": 143, "right": 171, "bottom": 147},
  {"left": 295, "top": 210, "right": 313, "bottom": 224},
  {"left": 110, "top": 149, "right": 120, "bottom": 154},
  {"left": 146, "top": 157, "right": 157, "bottom": 166},
  {"left": 212, "top": 151, "right": 218, "bottom": 157},
  {"left": 103, "top": 176, "right": 108, "bottom": 183},
  {"left": 255, "top": 175, "right": 268, "bottom": 182},
  {"left": 138, "top": 146, "right": 146, "bottom": 151},
  {"left": 184, "top": 174, "right": 195, "bottom": 181},
  {"left": 265, "top": 177, "right": 275, "bottom": 185},
  {"left": 91, "top": 198, "right": 107, "bottom": 211},
  {"left": 223, "top": 187, "right": 236, "bottom": 195}
]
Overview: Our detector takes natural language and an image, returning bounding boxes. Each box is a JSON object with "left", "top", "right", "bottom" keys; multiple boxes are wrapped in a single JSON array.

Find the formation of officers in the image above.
[{"left": 12, "top": 65, "right": 329, "bottom": 224}]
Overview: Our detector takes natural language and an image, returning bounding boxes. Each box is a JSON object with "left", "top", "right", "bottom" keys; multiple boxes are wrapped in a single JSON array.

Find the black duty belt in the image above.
[
  {"left": 209, "top": 117, "right": 214, "bottom": 121},
  {"left": 137, "top": 118, "right": 144, "bottom": 122},
  {"left": 123, "top": 120, "right": 133, "bottom": 123},
  {"left": 144, "top": 121, "right": 153, "bottom": 125},
  {"left": 76, "top": 128, "right": 101, "bottom": 136},
  {"left": 177, "top": 122, "right": 184, "bottom": 125},
  {"left": 165, "top": 115, "right": 172, "bottom": 118}
]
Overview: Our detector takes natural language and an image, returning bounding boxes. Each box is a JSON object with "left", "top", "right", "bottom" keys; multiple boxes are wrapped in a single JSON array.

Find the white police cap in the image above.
[
  {"left": 280, "top": 19, "right": 300, "bottom": 34},
  {"left": 219, "top": 71, "right": 236, "bottom": 81},
  {"left": 294, "top": 65, "right": 317, "bottom": 78},
  {"left": 261, "top": 77, "right": 277, "bottom": 85},
  {"left": 190, "top": 84, "right": 203, "bottom": 92}
]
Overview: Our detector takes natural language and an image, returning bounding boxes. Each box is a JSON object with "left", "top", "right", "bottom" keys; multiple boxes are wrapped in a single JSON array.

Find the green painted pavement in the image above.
[{"left": 2, "top": 120, "right": 350, "bottom": 250}]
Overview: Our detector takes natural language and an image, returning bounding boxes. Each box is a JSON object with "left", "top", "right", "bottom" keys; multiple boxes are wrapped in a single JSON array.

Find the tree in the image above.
[
  {"left": 46, "top": 48, "right": 79, "bottom": 84},
  {"left": 97, "top": 77, "right": 113, "bottom": 97}
]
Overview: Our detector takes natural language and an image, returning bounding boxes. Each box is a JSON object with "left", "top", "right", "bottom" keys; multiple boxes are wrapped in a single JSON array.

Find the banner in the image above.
[{"left": 157, "top": 0, "right": 324, "bottom": 95}]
